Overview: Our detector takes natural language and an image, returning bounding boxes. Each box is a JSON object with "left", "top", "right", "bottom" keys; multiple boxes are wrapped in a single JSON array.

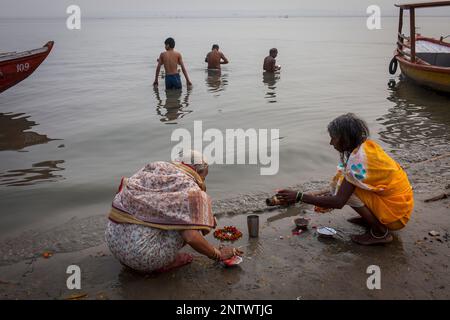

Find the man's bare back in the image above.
[
  {"left": 160, "top": 50, "right": 181, "bottom": 75},
  {"left": 263, "top": 48, "right": 280, "bottom": 73},
  {"left": 205, "top": 45, "right": 228, "bottom": 70},
  {"left": 263, "top": 56, "right": 276, "bottom": 72}
]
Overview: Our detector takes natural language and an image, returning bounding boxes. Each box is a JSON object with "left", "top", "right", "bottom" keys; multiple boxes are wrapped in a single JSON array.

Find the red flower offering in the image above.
[
  {"left": 314, "top": 206, "right": 333, "bottom": 213},
  {"left": 214, "top": 226, "right": 243, "bottom": 241}
]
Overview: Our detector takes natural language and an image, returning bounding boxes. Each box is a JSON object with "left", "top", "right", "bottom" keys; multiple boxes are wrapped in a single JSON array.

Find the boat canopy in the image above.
[{"left": 395, "top": 1, "right": 450, "bottom": 9}]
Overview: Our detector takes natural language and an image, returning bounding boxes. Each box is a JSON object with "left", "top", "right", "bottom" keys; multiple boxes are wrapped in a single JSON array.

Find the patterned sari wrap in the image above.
[
  {"left": 108, "top": 161, "right": 215, "bottom": 233},
  {"left": 333, "top": 140, "right": 414, "bottom": 230}
]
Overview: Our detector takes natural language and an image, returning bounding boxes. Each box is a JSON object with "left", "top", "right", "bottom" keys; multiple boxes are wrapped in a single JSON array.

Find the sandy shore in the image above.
[{"left": 0, "top": 151, "right": 449, "bottom": 300}]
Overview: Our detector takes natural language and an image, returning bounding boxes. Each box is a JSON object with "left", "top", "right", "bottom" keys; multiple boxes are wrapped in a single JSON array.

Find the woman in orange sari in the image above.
[{"left": 277, "top": 113, "right": 414, "bottom": 245}]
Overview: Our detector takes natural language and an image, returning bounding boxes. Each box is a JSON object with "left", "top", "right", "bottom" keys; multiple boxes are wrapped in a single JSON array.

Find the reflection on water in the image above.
[
  {"left": 0, "top": 160, "right": 65, "bottom": 187},
  {"left": 153, "top": 87, "right": 192, "bottom": 124},
  {"left": 378, "top": 81, "right": 450, "bottom": 153},
  {"left": 262, "top": 72, "right": 280, "bottom": 103},
  {"left": 205, "top": 69, "right": 228, "bottom": 95},
  {"left": 0, "top": 113, "right": 54, "bottom": 151}
]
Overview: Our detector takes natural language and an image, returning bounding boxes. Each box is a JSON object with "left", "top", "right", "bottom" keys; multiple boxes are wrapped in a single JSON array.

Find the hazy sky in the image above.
[{"left": 1, "top": 0, "right": 450, "bottom": 18}]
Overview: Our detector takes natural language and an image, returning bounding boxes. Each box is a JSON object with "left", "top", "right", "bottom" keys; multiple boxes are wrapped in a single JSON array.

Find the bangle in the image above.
[
  {"left": 210, "top": 247, "right": 221, "bottom": 261},
  {"left": 296, "top": 191, "right": 303, "bottom": 203}
]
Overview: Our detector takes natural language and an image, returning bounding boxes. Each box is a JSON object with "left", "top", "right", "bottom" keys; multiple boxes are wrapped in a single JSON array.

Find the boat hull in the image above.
[
  {"left": 396, "top": 55, "right": 450, "bottom": 94},
  {"left": 0, "top": 41, "right": 54, "bottom": 94}
]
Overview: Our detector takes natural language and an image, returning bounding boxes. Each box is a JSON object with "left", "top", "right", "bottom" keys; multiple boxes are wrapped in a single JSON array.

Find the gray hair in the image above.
[{"left": 327, "top": 113, "right": 370, "bottom": 164}]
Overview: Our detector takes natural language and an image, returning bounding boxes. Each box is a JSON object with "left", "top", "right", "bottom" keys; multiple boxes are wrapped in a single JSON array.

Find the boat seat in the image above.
[
  {"left": 415, "top": 40, "right": 450, "bottom": 67},
  {"left": 417, "top": 52, "right": 450, "bottom": 67}
]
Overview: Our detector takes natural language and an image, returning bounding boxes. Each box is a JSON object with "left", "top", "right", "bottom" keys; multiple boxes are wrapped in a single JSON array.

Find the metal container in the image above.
[
  {"left": 247, "top": 215, "right": 259, "bottom": 238},
  {"left": 294, "top": 218, "right": 309, "bottom": 230}
]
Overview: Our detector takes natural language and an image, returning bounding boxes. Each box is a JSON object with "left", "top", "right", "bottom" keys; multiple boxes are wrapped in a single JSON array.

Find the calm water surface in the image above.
[{"left": 0, "top": 17, "right": 449, "bottom": 236}]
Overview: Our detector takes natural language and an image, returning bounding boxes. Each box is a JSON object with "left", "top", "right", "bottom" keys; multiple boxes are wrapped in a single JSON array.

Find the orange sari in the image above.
[{"left": 334, "top": 140, "right": 414, "bottom": 230}]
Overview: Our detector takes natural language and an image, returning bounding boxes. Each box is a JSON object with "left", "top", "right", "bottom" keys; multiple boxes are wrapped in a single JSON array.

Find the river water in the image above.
[{"left": 0, "top": 17, "right": 449, "bottom": 237}]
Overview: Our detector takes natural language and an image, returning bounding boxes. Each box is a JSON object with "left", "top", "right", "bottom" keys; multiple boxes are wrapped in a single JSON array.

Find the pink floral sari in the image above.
[{"left": 108, "top": 161, "right": 215, "bottom": 233}]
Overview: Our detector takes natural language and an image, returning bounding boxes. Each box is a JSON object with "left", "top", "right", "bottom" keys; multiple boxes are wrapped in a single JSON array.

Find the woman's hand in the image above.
[
  {"left": 275, "top": 189, "right": 298, "bottom": 205},
  {"left": 219, "top": 246, "right": 243, "bottom": 261},
  {"left": 181, "top": 230, "right": 244, "bottom": 262}
]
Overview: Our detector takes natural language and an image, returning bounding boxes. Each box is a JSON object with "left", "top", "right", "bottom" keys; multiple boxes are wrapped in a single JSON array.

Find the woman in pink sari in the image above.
[{"left": 105, "top": 150, "right": 243, "bottom": 273}]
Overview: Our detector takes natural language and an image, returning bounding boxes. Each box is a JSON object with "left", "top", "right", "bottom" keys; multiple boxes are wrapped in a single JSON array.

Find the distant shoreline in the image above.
[{"left": 2, "top": 15, "right": 450, "bottom": 20}]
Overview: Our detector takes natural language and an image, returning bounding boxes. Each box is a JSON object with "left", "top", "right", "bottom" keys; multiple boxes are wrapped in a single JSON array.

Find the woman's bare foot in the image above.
[
  {"left": 347, "top": 217, "right": 370, "bottom": 228},
  {"left": 155, "top": 253, "right": 193, "bottom": 273},
  {"left": 351, "top": 229, "right": 393, "bottom": 245}
]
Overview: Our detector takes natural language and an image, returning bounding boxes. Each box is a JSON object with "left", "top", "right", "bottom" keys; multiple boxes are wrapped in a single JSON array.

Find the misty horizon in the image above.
[
  {"left": 2, "top": 12, "right": 450, "bottom": 19},
  {"left": 1, "top": 0, "right": 450, "bottom": 18}
]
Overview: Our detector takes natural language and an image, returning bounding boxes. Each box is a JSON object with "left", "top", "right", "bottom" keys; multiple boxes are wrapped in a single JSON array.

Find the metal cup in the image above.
[{"left": 247, "top": 215, "right": 259, "bottom": 238}]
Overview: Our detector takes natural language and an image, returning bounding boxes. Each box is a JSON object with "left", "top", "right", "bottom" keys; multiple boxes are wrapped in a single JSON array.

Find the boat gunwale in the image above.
[
  {"left": 396, "top": 35, "right": 450, "bottom": 71},
  {"left": 0, "top": 50, "right": 48, "bottom": 64},
  {"left": 416, "top": 35, "right": 450, "bottom": 49},
  {"left": 396, "top": 54, "right": 450, "bottom": 74},
  {"left": 0, "top": 42, "right": 53, "bottom": 65}
]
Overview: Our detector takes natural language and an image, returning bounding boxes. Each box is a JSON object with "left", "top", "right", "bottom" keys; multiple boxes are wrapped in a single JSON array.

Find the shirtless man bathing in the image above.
[
  {"left": 263, "top": 48, "right": 281, "bottom": 73},
  {"left": 153, "top": 37, "right": 192, "bottom": 90},
  {"left": 205, "top": 44, "right": 229, "bottom": 70}
]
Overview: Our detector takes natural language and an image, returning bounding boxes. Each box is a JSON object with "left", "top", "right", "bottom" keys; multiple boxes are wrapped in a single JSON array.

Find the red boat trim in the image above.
[
  {"left": 0, "top": 41, "right": 53, "bottom": 65},
  {"left": 416, "top": 35, "right": 450, "bottom": 49}
]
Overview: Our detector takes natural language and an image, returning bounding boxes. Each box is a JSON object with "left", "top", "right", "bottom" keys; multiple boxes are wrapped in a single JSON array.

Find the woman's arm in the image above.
[
  {"left": 180, "top": 230, "right": 243, "bottom": 261},
  {"left": 276, "top": 179, "right": 356, "bottom": 209}
]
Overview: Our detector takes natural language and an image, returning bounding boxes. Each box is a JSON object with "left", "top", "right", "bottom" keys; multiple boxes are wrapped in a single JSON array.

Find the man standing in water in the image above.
[
  {"left": 263, "top": 48, "right": 281, "bottom": 73},
  {"left": 153, "top": 37, "right": 192, "bottom": 89},
  {"left": 205, "top": 44, "right": 229, "bottom": 70}
]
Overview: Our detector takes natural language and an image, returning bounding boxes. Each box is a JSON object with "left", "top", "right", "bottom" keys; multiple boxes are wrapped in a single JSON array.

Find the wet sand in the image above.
[{"left": 0, "top": 148, "right": 449, "bottom": 300}]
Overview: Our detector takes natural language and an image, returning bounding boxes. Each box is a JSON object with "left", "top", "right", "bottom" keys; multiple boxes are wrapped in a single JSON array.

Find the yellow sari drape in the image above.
[{"left": 338, "top": 140, "right": 414, "bottom": 230}]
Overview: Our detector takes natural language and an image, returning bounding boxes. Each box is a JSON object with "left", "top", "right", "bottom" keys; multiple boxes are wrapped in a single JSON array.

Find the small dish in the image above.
[
  {"left": 294, "top": 218, "right": 309, "bottom": 230},
  {"left": 317, "top": 226, "right": 337, "bottom": 238}
]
